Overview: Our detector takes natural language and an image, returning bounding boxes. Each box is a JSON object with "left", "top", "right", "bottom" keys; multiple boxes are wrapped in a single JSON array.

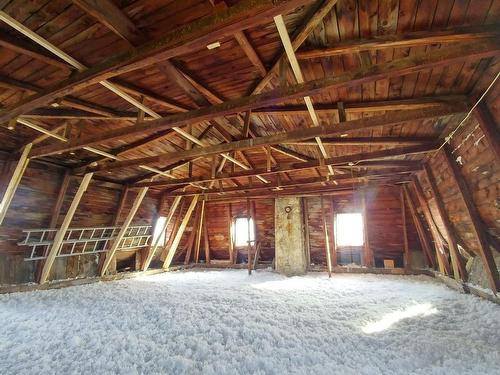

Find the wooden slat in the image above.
[
  {"left": 320, "top": 195, "right": 332, "bottom": 277},
  {"left": 361, "top": 190, "right": 373, "bottom": 267},
  {"left": 474, "top": 102, "right": 500, "bottom": 163},
  {"left": 400, "top": 187, "right": 410, "bottom": 269}
]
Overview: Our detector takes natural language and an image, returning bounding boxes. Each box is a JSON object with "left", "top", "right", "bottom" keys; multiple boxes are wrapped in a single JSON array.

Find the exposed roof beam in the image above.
[
  {"left": 80, "top": 108, "right": 453, "bottom": 173},
  {"left": 29, "top": 41, "right": 489, "bottom": 157},
  {"left": 134, "top": 155, "right": 424, "bottom": 189},
  {"left": 0, "top": 75, "right": 125, "bottom": 118},
  {"left": 296, "top": 24, "right": 500, "bottom": 60},
  {"left": 0, "top": 30, "right": 72, "bottom": 69},
  {"left": 285, "top": 136, "right": 438, "bottom": 146},
  {"left": 166, "top": 168, "right": 418, "bottom": 196},
  {"left": 71, "top": 0, "right": 146, "bottom": 46},
  {"left": 252, "top": 0, "right": 339, "bottom": 94},
  {"left": 234, "top": 31, "right": 267, "bottom": 77},
  {"left": 0, "top": 0, "right": 312, "bottom": 123}
]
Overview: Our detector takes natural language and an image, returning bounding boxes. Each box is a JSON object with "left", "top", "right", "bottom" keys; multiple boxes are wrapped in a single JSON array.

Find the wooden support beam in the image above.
[
  {"left": 234, "top": 32, "right": 267, "bottom": 77},
  {"left": 228, "top": 203, "right": 235, "bottom": 264},
  {"left": 194, "top": 200, "right": 206, "bottom": 263},
  {"left": 48, "top": 170, "right": 71, "bottom": 229},
  {"left": 361, "top": 190, "right": 373, "bottom": 267},
  {"left": 77, "top": 109, "right": 452, "bottom": 173},
  {"left": 72, "top": 0, "right": 145, "bottom": 46},
  {"left": 28, "top": 40, "right": 489, "bottom": 157},
  {"left": 163, "top": 195, "right": 199, "bottom": 269},
  {"left": 0, "top": 30, "right": 72, "bottom": 69},
  {"left": 252, "top": 0, "right": 339, "bottom": 94},
  {"left": 329, "top": 196, "right": 337, "bottom": 267},
  {"left": 39, "top": 173, "right": 93, "bottom": 283},
  {"left": 100, "top": 187, "right": 149, "bottom": 276},
  {"left": 400, "top": 187, "right": 410, "bottom": 270},
  {"left": 423, "top": 164, "right": 466, "bottom": 281},
  {"left": 320, "top": 195, "right": 332, "bottom": 277},
  {"left": 474, "top": 102, "right": 500, "bottom": 163},
  {"left": 184, "top": 204, "right": 202, "bottom": 265},
  {"left": 160, "top": 199, "right": 186, "bottom": 262},
  {"left": 286, "top": 136, "right": 437, "bottom": 146},
  {"left": 302, "top": 197, "right": 311, "bottom": 270},
  {"left": 442, "top": 145, "right": 500, "bottom": 293},
  {"left": 296, "top": 24, "right": 500, "bottom": 59},
  {"left": 142, "top": 196, "right": 182, "bottom": 271},
  {"left": 0, "top": 143, "right": 32, "bottom": 226},
  {"left": 411, "top": 177, "right": 450, "bottom": 274},
  {"left": 0, "top": 0, "right": 312, "bottom": 124},
  {"left": 203, "top": 204, "right": 211, "bottom": 264},
  {"left": 403, "top": 185, "right": 435, "bottom": 269},
  {"left": 134, "top": 148, "right": 426, "bottom": 190},
  {"left": 247, "top": 198, "right": 252, "bottom": 275}
]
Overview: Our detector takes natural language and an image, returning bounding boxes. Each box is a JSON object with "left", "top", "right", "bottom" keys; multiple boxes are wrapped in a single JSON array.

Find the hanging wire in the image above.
[{"left": 429, "top": 71, "right": 500, "bottom": 159}]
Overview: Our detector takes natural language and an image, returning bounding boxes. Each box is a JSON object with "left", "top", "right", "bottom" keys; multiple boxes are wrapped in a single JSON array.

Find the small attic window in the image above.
[
  {"left": 151, "top": 216, "right": 167, "bottom": 246},
  {"left": 233, "top": 217, "right": 255, "bottom": 247},
  {"left": 335, "top": 213, "right": 364, "bottom": 247}
]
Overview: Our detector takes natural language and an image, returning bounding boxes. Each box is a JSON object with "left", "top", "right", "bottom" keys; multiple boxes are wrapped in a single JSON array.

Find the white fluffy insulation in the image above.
[{"left": 1, "top": 270, "right": 499, "bottom": 375}]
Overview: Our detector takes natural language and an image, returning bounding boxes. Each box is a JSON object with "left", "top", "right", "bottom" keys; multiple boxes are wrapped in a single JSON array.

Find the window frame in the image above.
[
  {"left": 334, "top": 212, "right": 365, "bottom": 248},
  {"left": 232, "top": 216, "right": 256, "bottom": 248}
]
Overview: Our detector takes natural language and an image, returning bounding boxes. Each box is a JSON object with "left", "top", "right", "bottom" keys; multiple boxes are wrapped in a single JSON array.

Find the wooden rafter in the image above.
[
  {"left": 296, "top": 24, "right": 500, "bottom": 59},
  {"left": 28, "top": 40, "right": 494, "bottom": 157},
  {"left": 76, "top": 108, "right": 453, "bottom": 173},
  {"left": 0, "top": 0, "right": 313, "bottom": 124}
]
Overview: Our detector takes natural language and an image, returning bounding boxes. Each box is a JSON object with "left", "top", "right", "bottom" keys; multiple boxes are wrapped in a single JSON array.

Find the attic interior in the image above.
[{"left": 0, "top": 0, "right": 499, "bottom": 373}]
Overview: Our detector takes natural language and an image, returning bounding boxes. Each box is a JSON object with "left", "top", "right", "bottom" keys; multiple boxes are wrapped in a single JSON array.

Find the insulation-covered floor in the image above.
[{"left": 1, "top": 270, "right": 499, "bottom": 375}]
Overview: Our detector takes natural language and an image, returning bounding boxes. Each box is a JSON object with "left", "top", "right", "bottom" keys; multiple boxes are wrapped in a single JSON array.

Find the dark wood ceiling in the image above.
[{"left": 0, "top": 0, "right": 498, "bottom": 196}]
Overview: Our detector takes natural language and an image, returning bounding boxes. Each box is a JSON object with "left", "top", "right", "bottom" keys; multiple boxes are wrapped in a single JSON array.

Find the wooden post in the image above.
[
  {"left": 320, "top": 195, "right": 332, "bottom": 277},
  {"left": 142, "top": 196, "right": 182, "bottom": 271},
  {"left": 0, "top": 143, "right": 32, "bottom": 226},
  {"left": 184, "top": 204, "right": 202, "bottom": 265},
  {"left": 163, "top": 195, "right": 199, "bottom": 269},
  {"left": 423, "top": 163, "right": 466, "bottom": 281},
  {"left": 247, "top": 198, "right": 252, "bottom": 275},
  {"left": 194, "top": 200, "right": 206, "bottom": 263},
  {"left": 48, "top": 170, "right": 71, "bottom": 229},
  {"left": 302, "top": 197, "right": 311, "bottom": 269},
  {"left": 400, "top": 187, "right": 410, "bottom": 270},
  {"left": 361, "top": 190, "right": 373, "bottom": 267},
  {"left": 403, "top": 185, "right": 435, "bottom": 268},
  {"left": 411, "top": 177, "right": 450, "bottom": 274},
  {"left": 39, "top": 172, "right": 93, "bottom": 283},
  {"left": 100, "top": 186, "right": 149, "bottom": 276},
  {"left": 329, "top": 196, "right": 337, "bottom": 268},
  {"left": 442, "top": 145, "right": 500, "bottom": 293},
  {"left": 203, "top": 205, "right": 211, "bottom": 264},
  {"left": 228, "top": 203, "right": 235, "bottom": 263}
]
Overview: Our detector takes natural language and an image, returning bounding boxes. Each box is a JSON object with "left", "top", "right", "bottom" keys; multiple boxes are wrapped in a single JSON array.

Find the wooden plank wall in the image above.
[{"left": 0, "top": 157, "right": 159, "bottom": 284}]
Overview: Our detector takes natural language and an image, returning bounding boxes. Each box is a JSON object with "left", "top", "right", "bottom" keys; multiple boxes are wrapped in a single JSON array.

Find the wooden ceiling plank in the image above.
[
  {"left": 29, "top": 41, "right": 493, "bottom": 158},
  {"left": 296, "top": 24, "right": 500, "bottom": 59},
  {"left": 71, "top": 0, "right": 146, "bottom": 46},
  {"left": 0, "top": 0, "right": 313, "bottom": 123}
]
